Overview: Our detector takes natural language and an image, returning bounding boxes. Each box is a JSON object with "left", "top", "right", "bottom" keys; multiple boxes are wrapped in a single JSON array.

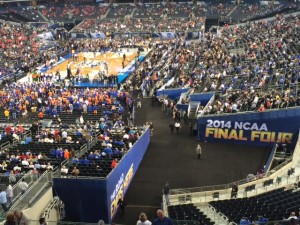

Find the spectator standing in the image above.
[
  {"left": 175, "top": 122, "right": 181, "bottom": 134},
  {"left": 72, "top": 166, "right": 80, "bottom": 178},
  {"left": 18, "top": 179, "right": 28, "bottom": 195},
  {"left": 14, "top": 210, "right": 30, "bottom": 225},
  {"left": 196, "top": 144, "right": 202, "bottom": 159},
  {"left": 137, "top": 212, "right": 152, "bottom": 225},
  {"left": 4, "top": 211, "right": 15, "bottom": 225},
  {"left": 4, "top": 109, "right": 9, "bottom": 121},
  {"left": 117, "top": 196, "right": 126, "bottom": 217},
  {"left": 149, "top": 122, "right": 154, "bottom": 136},
  {"left": 163, "top": 182, "right": 170, "bottom": 206},
  {"left": 153, "top": 209, "right": 174, "bottom": 225},
  {"left": 0, "top": 189, "right": 8, "bottom": 212},
  {"left": 169, "top": 121, "right": 175, "bottom": 134},
  {"left": 6, "top": 183, "right": 13, "bottom": 207},
  {"left": 39, "top": 218, "right": 47, "bottom": 225},
  {"left": 9, "top": 171, "right": 16, "bottom": 184},
  {"left": 231, "top": 183, "right": 238, "bottom": 198},
  {"left": 136, "top": 96, "right": 142, "bottom": 108}
]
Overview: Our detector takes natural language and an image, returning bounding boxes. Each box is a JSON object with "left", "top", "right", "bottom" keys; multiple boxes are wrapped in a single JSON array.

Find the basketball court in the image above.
[
  {"left": 19, "top": 48, "right": 148, "bottom": 86},
  {"left": 48, "top": 48, "right": 138, "bottom": 80}
]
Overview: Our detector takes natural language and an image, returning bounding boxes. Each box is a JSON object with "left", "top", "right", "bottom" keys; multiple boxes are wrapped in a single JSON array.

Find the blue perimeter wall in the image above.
[
  {"left": 53, "top": 128, "right": 150, "bottom": 223},
  {"left": 197, "top": 108, "right": 300, "bottom": 147}
]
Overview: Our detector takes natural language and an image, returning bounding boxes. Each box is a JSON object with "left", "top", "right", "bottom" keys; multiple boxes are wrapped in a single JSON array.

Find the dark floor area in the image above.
[{"left": 114, "top": 99, "right": 271, "bottom": 225}]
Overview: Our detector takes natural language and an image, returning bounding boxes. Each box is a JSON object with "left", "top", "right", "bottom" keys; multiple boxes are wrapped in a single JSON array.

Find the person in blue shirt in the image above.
[
  {"left": 153, "top": 209, "right": 173, "bottom": 225},
  {"left": 73, "top": 157, "right": 79, "bottom": 164},
  {"left": 114, "top": 148, "right": 121, "bottom": 156},
  {"left": 255, "top": 216, "right": 268, "bottom": 224},
  {"left": 92, "top": 105, "right": 98, "bottom": 114},
  {"left": 104, "top": 146, "right": 113, "bottom": 159},
  {"left": 83, "top": 157, "right": 90, "bottom": 165},
  {"left": 88, "top": 152, "right": 95, "bottom": 160},
  {"left": 239, "top": 217, "right": 251, "bottom": 225},
  {"left": 87, "top": 105, "right": 93, "bottom": 114},
  {"left": 79, "top": 157, "right": 85, "bottom": 165},
  {"left": 0, "top": 189, "right": 8, "bottom": 212}
]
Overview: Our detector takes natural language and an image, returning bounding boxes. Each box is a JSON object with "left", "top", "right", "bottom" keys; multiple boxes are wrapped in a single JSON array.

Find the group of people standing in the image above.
[{"left": 136, "top": 209, "right": 174, "bottom": 225}]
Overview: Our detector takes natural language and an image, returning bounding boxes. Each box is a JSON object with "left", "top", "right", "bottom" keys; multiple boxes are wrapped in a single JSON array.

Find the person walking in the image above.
[
  {"left": 6, "top": 183, "right": 13, "bottom": 207},
  {"left": 117, "top": 196, "right": 126, "bottom": 217},
  {"left": 0, "top": 189, "right": 8, "bottom": 212},
  {"left": 231, "top": 183, "right": 238, "bottom": 198},
  {"left": 14, "top": 210, "right": 31, "bottom": 225},
  {"left": 169, "top": 121, "right": 175, "bottom": 134},
  {"left": 137, "top": 212, "right": 152, "bottom": 225},
  {"left": 175, "top": 121, "right": 181, "bottom": 135},
  {"left": 196, "top": 144, "right": 202, "bottom": 159},
  {"left": 163, "top": 182, "right": 170, "bottom": 206},
  {"left": 149, "top": 122, "right": 154, "bottom": 136},
  {"left": 18, "top": 179, "right": 28, "bottom": 195},
  {"left": 153, "top": 209, "right": 174, "bottom": 225}
]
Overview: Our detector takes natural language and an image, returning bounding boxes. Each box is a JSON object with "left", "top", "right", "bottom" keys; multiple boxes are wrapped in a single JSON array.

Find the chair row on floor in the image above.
[
  {"left": 209, "top": 187, "right": 300, "bottom": 223},
  {"left": 168, "top": 204, "right": 215, "bottom": 225}
]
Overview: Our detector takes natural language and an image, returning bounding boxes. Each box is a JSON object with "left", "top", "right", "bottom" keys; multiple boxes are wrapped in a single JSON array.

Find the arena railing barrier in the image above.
[
  {"left": 10, "top": 170, "right": 52, "bottom": 211},
  {"left": 168, "top": 131, "right": 300, "bottom": 205}
]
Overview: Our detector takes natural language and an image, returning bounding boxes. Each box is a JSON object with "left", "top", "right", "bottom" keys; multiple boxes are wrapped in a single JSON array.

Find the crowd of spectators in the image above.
[
  {"left": 41, "top": 4, "right": 108, "bottom": 21},
  {"left": 106, "top": 5, "right": 134, "bottom": 19},
  {"left": 231, "top": 2, "right": 297, "bottom": 22},
  {"left": 151, "top": 14, "right": 300, "bottom": 116},
  {"left": 84, "top": 17, "right": 205, "bottom": 34}
]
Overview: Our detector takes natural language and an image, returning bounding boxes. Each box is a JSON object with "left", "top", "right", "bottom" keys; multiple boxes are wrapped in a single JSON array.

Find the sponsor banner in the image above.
[
  {"left": 36, "top": 31, "right": 54, "bottom": 40},
  {"left": 70, "top": 33, "right": 90, "bottom": 39},
  {"left": 90, "top": 32, "right": 106, "bottom": 39},
  {"left": 106, "top": 128, "right": 150, "bottom": 222},
  {"left": 198, "top": 109, "right": 300, "bottom": 146},
  {"left": 160, "top": 32, "right": 176, "bottom": 39}
]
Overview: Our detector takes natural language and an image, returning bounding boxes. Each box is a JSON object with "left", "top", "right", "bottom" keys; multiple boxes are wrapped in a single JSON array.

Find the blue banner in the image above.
[
  {"left": 152, "top": 32, "right": 176, "bottom": 39},
  {"left": 70, "top": 33, "right": 90, "bottom": 39},
  {"left": 190, "top": 93, "right": 215, "bottom": 105},
  {"left": 53, "top": 128, "right": 150, "bottom": 224},
  {"left": 156, "top": 88, "right": 190, "bottom": 101},
  {"left": 90, "top": 32, "right": 106, "bottom": 39},
  {"left": 106, "top": 128, "right": 150, "bottom": 222},
  {"left": 198, "top": 108, "right": 300, "bottom": 146},
  {"left": 53, "top": 178, "right": 108, "bottom": 223}
]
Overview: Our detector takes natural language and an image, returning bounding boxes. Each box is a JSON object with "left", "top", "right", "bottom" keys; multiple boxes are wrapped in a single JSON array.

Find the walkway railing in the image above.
[
  {"left": 11, "top": 170, "right": 52, "bottom": 211},
  {"left": 0, "top": 141, "right": 10, "bottom": 151}
]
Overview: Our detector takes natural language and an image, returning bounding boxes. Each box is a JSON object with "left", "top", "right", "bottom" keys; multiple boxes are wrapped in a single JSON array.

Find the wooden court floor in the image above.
[{"left": 46, "top": 50, "right": 138, "bottom": 78}]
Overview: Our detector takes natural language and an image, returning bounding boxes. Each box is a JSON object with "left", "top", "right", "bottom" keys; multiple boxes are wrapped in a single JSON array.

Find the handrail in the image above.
[
  {"left": 0, "top": 141, "right": 10, "bottom": 151},
  {"left": 23, "top": 130, "right": 32, "bottom": 140},
  {"left": 263, "top": 143, "right": 278, "bottom": 174},
  {"left": 170, "top": 131, "right": 300, "bottom": 199},
  {"left": 169, "top": 157, "right": 293, "bottom": 195},
  {"left": 11, "top": 170, "right": 50, "bottom": 210},
  {"left": 41, "top": 196, "right": 65, "bottom": 221}
]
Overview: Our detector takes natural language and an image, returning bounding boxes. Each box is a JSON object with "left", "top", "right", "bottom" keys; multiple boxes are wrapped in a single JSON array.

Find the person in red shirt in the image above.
[
  {"left": 111, "top": 159, "right": 118, "bottom": 169},
  {"left": 38, "top": 111, "right": 44, "bottom": 119},
  {"left": 5, "top": 125, "right": 11, "bottom": 135}
]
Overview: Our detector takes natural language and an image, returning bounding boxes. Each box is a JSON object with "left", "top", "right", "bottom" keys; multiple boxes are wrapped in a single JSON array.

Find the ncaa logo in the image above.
[{"left": 167, "top": 33, "right": 172, "bottom": 38}]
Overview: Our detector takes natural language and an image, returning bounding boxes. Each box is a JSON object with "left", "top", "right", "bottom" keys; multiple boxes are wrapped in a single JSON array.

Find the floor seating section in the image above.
[
  {"left": 209, "top": 187, "right": 300, "bottom": 224},
  {"left": 168, "top": 204, "right": 215, "bottom": 225},
  {"left": 66, "top": 131, "right": 136, "bottom": 177}
]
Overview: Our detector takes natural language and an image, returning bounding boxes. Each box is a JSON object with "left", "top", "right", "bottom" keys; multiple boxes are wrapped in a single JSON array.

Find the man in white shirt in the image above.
[
  {"left": 287, "top": 212, "right": 298, "bottom": 220},
  {"left": 13, "top": 165, "right": 21, "bottom": 172},
  {"left": 6, "top": 183, "right": 13, "bottom": 207},
  {"left": 61, "top": 166, "right": 68, "bottom": 178},
  {"left": 62, "top": 130, "right": 68, "bottom": 139},
  {"left": 18, "top": 179, "right": 28, "bottom": 195},
  {"left": 21, "top": 159, "right": 29, "bottom": 166}
]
